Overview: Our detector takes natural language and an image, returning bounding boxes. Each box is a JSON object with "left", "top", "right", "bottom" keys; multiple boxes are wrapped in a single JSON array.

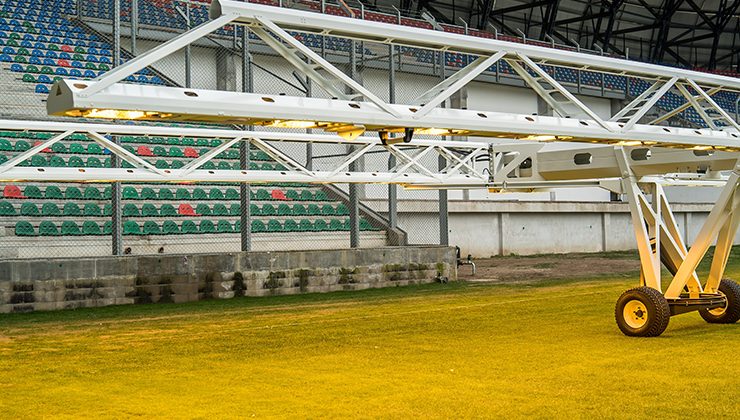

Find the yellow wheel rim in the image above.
[
  {"left": 709, "top": 291, "right": 728, "bottom": 316},
  {"left": 623, "top": 300, "right": 648, "bottom": 329}
]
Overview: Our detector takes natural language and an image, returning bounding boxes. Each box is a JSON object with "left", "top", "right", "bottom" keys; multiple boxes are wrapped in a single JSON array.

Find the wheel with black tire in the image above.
[
  {"left": 615, "top": 286, "right": 671, "bottom": 337},
  {"left": 699, "top": 279, "right": 740, "bottom": 324}
]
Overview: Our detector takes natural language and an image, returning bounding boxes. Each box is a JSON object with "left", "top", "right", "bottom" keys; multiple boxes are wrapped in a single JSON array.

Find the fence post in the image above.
[
  {"left": 387, "top": 44, "right": 398, "bottom": 239},
  {"left": 240, "top": 27, "right": 253, "bottom": 252},
  {"left": 438, "top": 50, "right": 449, "bottom": 246},
  {"left": 349, "top": 39, "right": 360, "bottom": 248},
  {"left": 111, "top": 0, "right": 123, "bottom": 256}
]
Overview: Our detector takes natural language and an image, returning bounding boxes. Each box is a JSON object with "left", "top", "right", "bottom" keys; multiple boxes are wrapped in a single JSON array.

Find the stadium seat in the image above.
[
  {"left": 181, "top": 220, "right": 198, "bottom": 234},
  {"left": 315, "top": 191, "right": 328, "bottom": 201},
  {"left": 62, "top": 202, "right": 80, "bottom": 216},
  {"left": 103, "top": 221, "right": 112, "bottom": 235},
  {"left": 122, "top": 186, "right": 138, "bottom": 199},
  {"left": 225, "top": 188, "right": 239, "bottom": 200},
  {"left": 61, "top": 220, "right": 81, "bottom": 236},
  {"left": 255, "top": 189, "right": 271, "bottom": 200},
  {"left": 216, "top": 220, "right": 233, "bottom": 233},
  {"left": 15, "top": 221, "right": 35, "bottom": 236},
  {"left": 162, "top": 220, "right": 180, "bottom": 235},
  {"left": 178, "top": 203, "right": 196, "bottom": 216},
  {"left": 284, "top": 219, "right": 299, "bottom": 232},
  {"left": 299, "top": 190, "right": 313, "bottom": 201},
  {"left": 141, "top": 203, "right": 158, "bottom": 217},
  {"left": 38, "top": 220, "right": 59, "bottom": 236},
  {"left": 82, "top": 220, "right": 101, "bottom": 235},
  {"left": 251, "top": 220, "right": 266, "bottom": 232},
  {"left": 321, "top": 204, "right": 335, "bottom": 215},
  {"left": 262, "top": 204, "right": 276, "bottom": 216},
  {"left": 20, "top": 202, "right": 39, "bottom": 216},
  {"left": 335, "top": 203, "right": 349, "bottom": 215},
  {"left": 209, "top": 188, "right": 224, "bottom": 200},
  {"left": 44, "top": 185, "right": 62, "bottom": 199},
  {"left": 329, "top": 219, "right": 344, "bottom": 231},
  {"left": 159, "top": 188, "right": 174, "bottom": 200},
  {"left": 192, "top": 188, "right": 207, "bottom": 200},
  {"left": 195, "top": 203, "right": 211, "bottom": 216},
  {"left": 142, "top": 221, "right": 161, "bottom": 235},
  {"left": 123, "top": 203, "right": 139, "bottom": 217},
  {"left": 250, "top": 203, "right": 260, "bottom": 215},
  {"left": 212, "top": 203, "right": 228, "bottom": 216},
  {"left": 160, "top": 204, "right": 177, "bottom": 216},
  {"left": 277, "top": 203, "right": 292, "bottom": 216},
  {"left": 229, "top": 203, "right": 241, "bottom": 216},
  {"left": 65, "top": 186, "right": 82, "bottom": 199},
  {"left": 0, "top": 200, "right": 15, "bottom": 215},
  {"left": 314, "top": 220, "right": 328, "bottom": 231},
  {"left": 307, "top": 204, "right": 321, "bottom": 216},
  {"left": 299, "top": 219, "right": 314, "bottom": 232},
  {"left": 200, "top": 220, "right": 216, "bottom": 233},
  {"left": 267, "top": 219, "right": 282, "bottom": 232},
  {"left": 292, "top": 204, "right": 307, "bottom": 215},
  {"left": 4, "top": 184, "right": 25, "bottom": 198},
  {"left": 123, "top": 220, "right": 142, "bottom": 235},
  {"left": 83, "top": 203, "right": 101, "bottom": 216}
]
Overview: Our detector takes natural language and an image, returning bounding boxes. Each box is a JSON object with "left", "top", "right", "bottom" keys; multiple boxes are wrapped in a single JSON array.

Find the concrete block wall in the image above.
[{"left": 0, "top": 246, "right": 457, "bottom": 314}]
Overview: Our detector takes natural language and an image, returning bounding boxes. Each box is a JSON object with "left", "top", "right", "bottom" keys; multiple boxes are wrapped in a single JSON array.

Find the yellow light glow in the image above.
[
  {"left": 522, "top": 135, "right": 558, "bottom": 141},
  {"left": 267, "top": 120, "right": 319, "bottom": 129},
  {"left": 84, "top": 109, "right": 148, "bottom": 119},
  {"left": 616, "top": 140, "right": 643, "bottom": 146},
  {"left": 416, "top": 128, "right": 451, "bottom": 136},
  {"left": 692, "top": 145, "right": 713, "bottom": 150}
]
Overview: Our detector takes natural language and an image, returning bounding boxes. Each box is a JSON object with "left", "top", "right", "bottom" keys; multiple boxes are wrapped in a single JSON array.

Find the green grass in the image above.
[{"left": 2, "top": 252, "right": 740, "bottom": 418}]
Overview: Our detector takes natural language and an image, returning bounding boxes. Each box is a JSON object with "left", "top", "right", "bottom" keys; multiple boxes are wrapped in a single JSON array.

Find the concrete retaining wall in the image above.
[{"left": 0, "top": 246, "right": 456, "bottom": 314}]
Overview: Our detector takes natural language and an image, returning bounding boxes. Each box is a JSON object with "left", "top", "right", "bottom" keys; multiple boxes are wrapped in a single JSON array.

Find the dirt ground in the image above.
[{"left": 456, "top": 251, "right": 641, "bottom": 283}]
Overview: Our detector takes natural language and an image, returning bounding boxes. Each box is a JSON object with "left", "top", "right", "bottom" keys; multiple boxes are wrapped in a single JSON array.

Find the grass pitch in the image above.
[{"left": 2, "top": 252, "right": 740, "bottom": 418}]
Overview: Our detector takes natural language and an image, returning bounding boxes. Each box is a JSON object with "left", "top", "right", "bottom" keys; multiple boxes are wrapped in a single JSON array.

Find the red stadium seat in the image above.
[
  {"left": 271, "top": 189, "right": 289, "bottom": 200},
  {"left": 3, "top": 185, "right": 25, "bottom": 198},
  {"left": 33, "top": 141, "right": 51, "bottom": 153},
  {"left": 136, "top": 145, "right": 154, "bottom": 157},
  {"left": 61, "top": 45, "right": 73, "bottom": 53},
  {"left": 57, "top": 59, "right": 70, "bottom": 67},
  {"left": 184, "top": 147, "right": 199, "bottom": 158},
  {"left": 177, "top": 203, "right": 197, "bottom": 216}
]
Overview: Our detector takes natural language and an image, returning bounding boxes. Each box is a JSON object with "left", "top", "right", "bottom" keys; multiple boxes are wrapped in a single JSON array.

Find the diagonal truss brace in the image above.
[
  {"left": 685, "top": 79, "right": 740, "bottom": 132},
  {"left": 254, "top": 17, "right": 403, "bottom": 118},
  {"left": 650, "top": 87, "right": 721, "bottom": 126},
  {"left": 410, "top": 51, "right": 506, "bottom": 119},
  {"left": 674, "top": 83, "right": 722, "bottom": 129},
  {"left": 611, "top": 77, "right": 679, "bottom": 132}
]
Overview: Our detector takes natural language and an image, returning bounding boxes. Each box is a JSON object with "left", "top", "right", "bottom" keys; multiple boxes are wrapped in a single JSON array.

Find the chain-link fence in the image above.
[{"left": 0, "top": 0, "right": 461, "bottom": 260}]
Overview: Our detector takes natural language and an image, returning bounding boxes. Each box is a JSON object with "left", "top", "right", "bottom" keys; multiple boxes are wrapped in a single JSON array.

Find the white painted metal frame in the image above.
[{"left": 46, "top": 1, "right": 740, "bottom": 151}]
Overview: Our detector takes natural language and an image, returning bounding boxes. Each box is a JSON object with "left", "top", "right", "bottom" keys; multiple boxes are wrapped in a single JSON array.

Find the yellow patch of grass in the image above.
[{"left": 1, "top": 260, "right": 740, "bottom": 418}]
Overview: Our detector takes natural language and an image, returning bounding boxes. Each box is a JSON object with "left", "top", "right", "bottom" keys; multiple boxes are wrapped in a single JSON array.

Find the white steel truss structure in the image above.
[{"left": 34, "top": 1, "right": 740, "bottom": 335}]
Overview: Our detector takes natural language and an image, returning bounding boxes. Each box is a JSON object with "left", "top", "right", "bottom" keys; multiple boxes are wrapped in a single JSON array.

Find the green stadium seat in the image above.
[
  {"left": 160, "top": 204, "right": 177, "bottom": 216},
  {"left": 162, "top": 220, "right": 180, "bottom": 235},
  {"left": 155, "top": 160, "right": 169, "bottom": 169},
  {"left": 329, "top": 219, "right": 344, "bottom": 231},
  {"left": 250, "top": 203, "right": 261, "bottom": 215},
  {"left": 168, "top": 147, "right": 184, "bottom": 157},
  {"left": 30, "top": 155, "right": 46, "bottom": 167},
  {"left": 260, "top": 163, "right": 273, "bottom": 171},
  {"left": 123, "top": 220, "right": 142, "bottom": 235},
  {"left": 142, "top": 221, "right": 161, "bottom": 235},
  {"left": 217, "top": 161, "right": 231, "bottom": 170},
  {"left": 15, "top": 221, "right": 35, "bottom": 236},
  {"left": 298, "top": 219, "right": 314, "bottom": 232},
  {"left": 209, "top": 188, "right": 224, "bottom": 200},
  {"left": 321, "top": 204, "right": 335, "bottom": 215},
  {"left": 210, "top": 139, "right": 223, "bottom": 147},
  {"left": 122, "top": 186, "right": 139, "bottom": 200},
  {"left": 84, "top": 203, "right": 101, "bottom": 217},
  {"left": 182, "top": 137, "right": 195, "bottom": 146},
  {"left": 335, "top": 203, "right": 349, "bottom": 216},
  {"left": 0, "top": 200, "right": 15, "bottom": 216},
  {"left": 315, "top": 190, "right": 328, "bottom": 201},
  {"left": 22, "top": 73, "right": 35, "bottom": 83},
  {"left": 86, "top": 157, "right": 102, "bottom": 168},
  {"left": 251, "top": 220, "right": 266, "bottom": 233},
  {"left": 141, "top": 203, "right": 158, "bottom": 217},
  {"left": 195, "top": 203, "right": 211, "bottom": 215},
  {"left": 41, "top": 203, "right": 61, "bottom": 216},
  {"left": 176, "top": 188, "right": 190, "bottom": 200},
  {"left": 170, "top": 160, "right": 184, "bottom": 169},
  {"left": 65, "top": 187, "right": 82, "bottom": 200},
  {"left": 225, "top": 188, "right": 239, "bottom": 200},
  {"left": 39, "top": 220, "right": 59, "bottom": 236},
  {"left": 234, "top": 220, "right": 241, "bottom": 232},
  {"left": 61, "top": 221, "right": 81, "bottom": 236},
  {"left": 267, "top": 219, "right": 283, "bottom": 232},
  {"left": 103, "top": 203, "right": 112, "bottom": 217},
  {"left": 14, "top": 140, "right": 30, "bottom": 152},
  {"left": 200, "top": 220, "right": 216, "bottom": 233},
  {"left": 300, "top": 190, "right": 313, "bottom": 201},
  {"left": 83, "top": 187, "right": 101, "bottom": 200},
  {"left": 314, "top": 220, "right": 328, "bottom": 231},
  {"left": 192, "top": 188, "right": 207, "bottom": 200},
  {"left": 166, "top": 137, "right": 180, "bottom": 146},
  {"left": 159, "top": 188, "right": 174, "bottom": 200},
  {"left": 285, "top": 189, "right": 299, "bottom": 200},
  {"left": 181, "top": 220, "right": 198, "bottom": 234},
  {"left": 360, "top": 219, "right": 375, "bottom": 231},
  {"left": 201, "top": 161, "right": 217, "bottom": 170},
  {"left": 19, "top": 202, "right": 39, "bottom": 216},
  {"left": 196, "top": 138, "right": 210, "bottom": 147},
  {"left": 152, "top": 146, "right": 167, "bottom": 156},
  {"left": 123, "top": 203, "right": 140, "bottom": 217},
  {"left": 103, "top": 186, "right": 112, "bottom": 199},
  {"left": 262, "top": 204, "right": 276, "bottom": 216},
  {"left": 67, "top": 156, "right": 84, "bottom": 167},
  {"left": 140, "top": 187, "right": 157, "bottom": 200},
  {"left": 249, "top": 162, "right": 259, "bottom": 170},
  {"left": 82, "top": 221, "right": 102, "bottom": 235},
  {"left": 23, "top": 185, "right": 42, "bottom": 199},
  {"left": 51, "top": 143, "right": 66, "bottom": 153},
  {"left": 103, "top": 221, "right": 112, "bottom": 235},
  {"left": 49, "top": 156, "right": 65, "bottom": 167},
  {"left": 87, "top": 143, "right": 102, "bottom": 154},
  {"left": 277, "top": 203, "right": 292, "bottom": 216},
  {"left": 0, "top": 138, "right": 12, "bottom": 151},
  {"left": 216, "top": 220, "right": 233, "bottom": 233},
  {"left": 212, "top": 203, "right": 228, "bottom": 216},
  {"left": 68, "top": 143, "right": 85, "bottom": 154},
  {"left": 256, "top": 189, "right": 271, "bottom": 200},
  {"left": 62, "top": 202, "right": 81, "bottom": 216},
  {"left": 292, "top": 204, "right": 307, "bottom": 216},
  {"left": 307, "top": 204, "right": 321, "bottom": 216},
  {"left": 284, "top": 219, "right": 299, "bottom": 232},
  {"left": 229, "top": 203, "right": 241, "bottom": 216}
]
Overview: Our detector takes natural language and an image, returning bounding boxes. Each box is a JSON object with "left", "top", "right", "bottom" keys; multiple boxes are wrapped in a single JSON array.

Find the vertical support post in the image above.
[
  {"left": 131, "top": 0, "right": 138, "bottom": 56},
  {"left": 305, "top": 74, "right": 313, "bottom": 171},
  {"left": 348, "top": 39, "right": 360, "bottom": 248},
  {"left": 185, "top": 0, "right": 192, "bottom": 88},
  {"left": 240, "top": 26, "right": 253, "bottom": 252},
  {"left": 387, "top": 44, "right": 398, "bottom": 240},
  {"left": 111, "top": 0, "right": 122, "bottom": 256},
  {"left": 438, "top": 50, "right": 449, "bottom": 246}
]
